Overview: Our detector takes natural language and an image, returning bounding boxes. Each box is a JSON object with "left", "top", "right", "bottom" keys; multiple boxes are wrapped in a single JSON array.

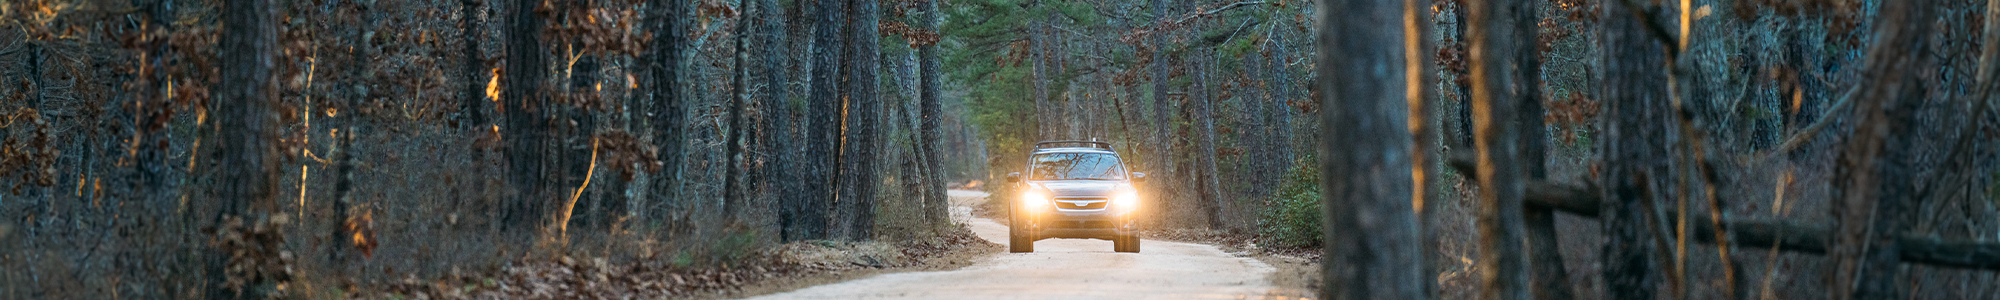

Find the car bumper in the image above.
[{"left": 1025, "top": 208, "right": 1135, "bottom": 240}]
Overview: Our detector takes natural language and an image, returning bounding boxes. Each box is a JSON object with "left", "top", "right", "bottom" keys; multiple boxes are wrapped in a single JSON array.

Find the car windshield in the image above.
[{"left": 1029, "top": 152, "right": 1126, "bottom": 180}]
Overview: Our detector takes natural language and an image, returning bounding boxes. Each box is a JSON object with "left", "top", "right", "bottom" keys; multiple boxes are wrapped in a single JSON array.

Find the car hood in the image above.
[{"left": 1031, "top": 180, "right": 1122, "bottom": 197}]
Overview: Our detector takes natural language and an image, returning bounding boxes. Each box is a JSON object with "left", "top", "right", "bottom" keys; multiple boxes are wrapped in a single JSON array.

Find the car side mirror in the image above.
[
  {"left": 1131, "top": 172, "right": 1147, "bottom": 182},
  {"left": 1006, "top": 172, "right": 1021, "bottom": 183}
]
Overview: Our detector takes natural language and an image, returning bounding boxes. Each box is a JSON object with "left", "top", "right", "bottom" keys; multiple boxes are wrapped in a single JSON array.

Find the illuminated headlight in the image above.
[
  {"left": 1113, "top": 191, "right": 1139, "bottom": 211},
  {"left": 1022, "top": 191, "right": 1049, "bottom": 210}
]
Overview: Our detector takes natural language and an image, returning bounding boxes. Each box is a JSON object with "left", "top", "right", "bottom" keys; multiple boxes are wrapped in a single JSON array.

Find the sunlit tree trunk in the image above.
[
  {"left": 1467, "top": 0, "right": 1528, "bottom": 298},
  {"left": 1316, "top": 0, "right": 1422, "bottom": 298},
  {"left": 1404, "top": 0, "right": 1440, "bottom": 297}
]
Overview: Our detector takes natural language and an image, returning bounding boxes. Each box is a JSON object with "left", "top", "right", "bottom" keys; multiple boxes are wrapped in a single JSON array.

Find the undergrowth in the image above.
[{"left": 1258, "top": 155, "right": 1321, "bottom": 248}]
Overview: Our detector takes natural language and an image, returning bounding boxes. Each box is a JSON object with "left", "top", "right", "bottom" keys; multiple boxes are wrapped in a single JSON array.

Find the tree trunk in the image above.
[
  {"left": 1316, "top": 0, "right": 1422, "bottom": 299},
  {"left": 1510, "top": 1, "right": 1575, "bottom": 299},
  {"left": 1031, "top": 4, "right": 1053, "bottom": 140},
  {"left": 832, "top": 0, "right": 882, "bottom": 240},
  {"left": 917, "top": 0, "right": 949, "bottom": 226},
  {"left": 724, "top": 9, "right": 750, "bottom": 224},
  {"left": 1148, "top": 0, "right": 1176, "bottom": 221},
  {"left": 648, "top": 0, "right": 689, "bottom": 235},
  {"left": 213, "top": 0, "right": 280, "bottom": 296},
  {"left": 1467, "top": 0, "right": 1528, "bottom": 299},
  {"left": 761, "top": 0, "right": 803, "bottom": 241},
  {"left": 1598, "top": 1, "right": 1670, "bottom": 298},
  {"left": 1190, "top": 48, "right": 1225, "bottom": 230},
  {"left": 1403, "top": 0, "right": 1440, "bottom": 297},
  {"left": 504, "top": 0, "right": 551, "bottom": 231},
  {"left": 801, "top": 0, "right": 846, "bottom": 241},
  {"left": 461, "top": 0, "right": 486, "bottom": 128},
  {"left": 1829, "top": 1, "right": 1935, "bottom": 299}
]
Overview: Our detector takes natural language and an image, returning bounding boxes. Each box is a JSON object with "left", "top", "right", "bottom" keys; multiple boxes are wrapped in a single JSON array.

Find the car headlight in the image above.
[
  {"left": 1022, "top": 191, "right": 1049, "bottom": 210},
  {"left": 1113, "top": 191, "right": 1139, "bottom": 211}
]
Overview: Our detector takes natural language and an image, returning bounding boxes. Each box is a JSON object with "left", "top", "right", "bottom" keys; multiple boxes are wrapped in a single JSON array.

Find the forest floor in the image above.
[
  {"left": 745, "top": 190, "right": 1311, "bottom": 299},
  {"left": 365, "top": 197, "right": 1003, "bottom": 299}
]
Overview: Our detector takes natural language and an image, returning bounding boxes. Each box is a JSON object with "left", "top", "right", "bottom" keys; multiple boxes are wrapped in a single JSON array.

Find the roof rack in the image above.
[{"left": 1034, "top": 140, "right": 1114, "bottom": 151}]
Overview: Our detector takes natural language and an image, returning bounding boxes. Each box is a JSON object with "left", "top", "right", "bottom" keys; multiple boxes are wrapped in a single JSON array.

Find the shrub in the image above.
[{"left": 1258, "top": 155, "right": 1322, "bottom": 248}]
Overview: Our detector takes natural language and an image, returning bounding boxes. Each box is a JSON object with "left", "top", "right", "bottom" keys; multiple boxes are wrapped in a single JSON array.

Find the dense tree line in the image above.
[{"left": 0, "top": 0, "right": 978, "bottom": 297}]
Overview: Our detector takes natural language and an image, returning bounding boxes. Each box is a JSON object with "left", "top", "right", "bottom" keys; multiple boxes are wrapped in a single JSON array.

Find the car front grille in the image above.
[{"left": 1055, "top": 198, "right": 1107, "bottom": 209}]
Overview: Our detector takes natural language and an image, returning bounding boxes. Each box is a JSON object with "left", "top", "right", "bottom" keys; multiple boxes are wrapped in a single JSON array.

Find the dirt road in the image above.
[{"left": 744, "top": 190, "right": 1303, "bottom": 300}]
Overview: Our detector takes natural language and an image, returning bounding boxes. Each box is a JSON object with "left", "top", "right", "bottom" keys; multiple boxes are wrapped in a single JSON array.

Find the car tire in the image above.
[
  {"left": 1009, "top": 209, "right": 1034, "bottom": 253},
  {"left": 1114, "top": 234, "right": 1140, "bottom": 253}
]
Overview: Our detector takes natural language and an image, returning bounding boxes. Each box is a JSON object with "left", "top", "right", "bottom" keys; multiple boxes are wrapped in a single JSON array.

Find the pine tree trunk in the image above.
[
  {"left": 1030, "top": 4, "right": 1053, "bottom": 140},
  {"left": 648, "top": 0, "right": 689, "bottom": 235},
  {"left": 761, "top": 0, "right": 802, "bottom": 241},
  {"left": 1467, "top": 0, "right": 1528, "bottom": 298},
  {"left": 724, "top": 11, "right": 750, "bottom": 224},
  {"left": 1189, "top": 48, "right": 1225, "bottom": 230},
  {"left": 1317, "top": 0, "right": 1422, "bottom": 299},
  {"left": 1510, "top": 1, "right": 1574, "bottom": 299},
  {"left": 1147, "top": 0, "right": 1175, "bottom": 221},
  {"left": 801, "top": 0, "right": 845, "bottom": 240},
  {"left": 1598, "top": 1, "right": 1670, "bottom": 298},
  {"left": 917, "top": 0, "right": 949, "bottom": 226},
  {"left": 1403, "top": 0, "right": 1440, "bottom": 297},
  {"left": 505, "top": 0, "right": 551, "bottom": 231},
  {"left": 837, "top": 0, "right": 882, "bottom": 240},
  {"left": 461, "top": 0, "right": 486, "bottom": 128},
  {"left": 213, "top": 0, "right": 279, "bottom": 296}
]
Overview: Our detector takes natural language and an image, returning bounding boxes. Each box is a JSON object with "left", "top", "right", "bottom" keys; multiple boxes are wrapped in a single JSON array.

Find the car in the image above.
[{"left": 1004, "top": 140, "right": 1147, "bottom": 253}]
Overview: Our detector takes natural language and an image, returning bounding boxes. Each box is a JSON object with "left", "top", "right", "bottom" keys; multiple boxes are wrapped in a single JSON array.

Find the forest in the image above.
[{"left": 0, "top": 0, "right": 1995, "bottom": 299}]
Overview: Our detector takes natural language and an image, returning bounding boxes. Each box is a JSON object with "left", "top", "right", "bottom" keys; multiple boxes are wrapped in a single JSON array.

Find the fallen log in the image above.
[{"left": 1447, "top": 154, "right": 2000, "bottom": 271}]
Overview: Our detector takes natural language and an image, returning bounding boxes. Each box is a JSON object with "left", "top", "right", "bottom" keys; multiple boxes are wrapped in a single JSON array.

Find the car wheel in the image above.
[
  {"left": 1009, "top": 209, "right": 1034, "bottom": 253},
  {"left": 1114, "top": 233, "right": 1140, "bottom": 253}
]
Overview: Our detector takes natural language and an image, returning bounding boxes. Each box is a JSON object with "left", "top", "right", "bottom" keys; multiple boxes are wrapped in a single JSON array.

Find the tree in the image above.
[
  {"left": 917, "top": 0, "right": 950, "bottom": 226},
  {"left": 1316, "top": 0, "right": 1422, "bottom": 299},
  {"left": 648, "top": 0, "right": 689, "bottom": 233},
  {"left": 212, "top": 0, "right": 281, "bottom": 296},
  {"left": 1829, "top": 1, "right": 1936, "bottom": 299},
  {"left": 1189, "top": 46, "right": 1225, "bottom": 229},
  {"left": 836, "top": 0, "right": 884, "bottom": 240},
  {"left": 1403, "top": 0, "right": 1440, "bottom": 297},
  {"left": 1467, "top": 0, "right": 1528, "bottom": 298},
  {"left": 1598, "top": 1, "right": 1670, "bottom": 298},
  {"left": 1512, "top": 0, "right": 1575, "bottom": 297},
  {"left": 800, "top": 0, "right": 847, "bottom": 240},
  {"left": 504, "top": 0, "right": 552, "bottom": 230}
]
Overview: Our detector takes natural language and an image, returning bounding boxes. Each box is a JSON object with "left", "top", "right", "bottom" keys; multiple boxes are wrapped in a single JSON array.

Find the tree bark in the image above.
[
  {"left": 461, "top": 0, "right": 487, "bottom": 128},
  {"left": 761, "top": 0, "right": 803, "bottom": 241},
  {"left": 836, "top": 0, "right": 882, "bottom": 240},
  {"left": 1190, "top": 48, "right": 1225, "bottom": 230},
  {"left": 1317, "top": 0, "right": 1422, "bottom": 299},
  {"left": 917, "top": 0, "right": 950, "bottom": 226},
  {"left": 1509, "top": 1, "right": 1575, "bottom": 299},
  {"left": 1829, "top": 1, "right": 1935, "bottom": 299},
  {"left": 1031, "top": 1, "right": 1054, "bottom": 140},
  {"left": 1148, "top": 0, "right": 1177, "bottom": 221},
  {"left": 504, "top": 0, "right": 552, "bottom": 231},
  {"left": 1598, "top": 1, "right": 1671, "bottom": 299},
  {"left": 801, "top": 0, "right": 846, "bottom": 240},
  {"left": 1403, "top": 0, "right": 1440, "bottom": 297},
  {"left": 724, "top": 8, "right": 750, "bottom": 223},
  {"left": 1467, "top": 0, "right": 1528, "bottom": 298},
  {"left": 213, "top": 0, "right": 280, "bottom": 296}
]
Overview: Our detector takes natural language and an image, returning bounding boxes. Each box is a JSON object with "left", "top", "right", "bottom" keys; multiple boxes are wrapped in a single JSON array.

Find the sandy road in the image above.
[{"left": 744, "top": 190, "right": 1302, "bottom": 300}]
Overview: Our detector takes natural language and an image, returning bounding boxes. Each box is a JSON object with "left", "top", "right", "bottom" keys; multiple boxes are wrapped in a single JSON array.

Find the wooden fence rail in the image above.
[{"left": 1448, "top": 155, "right": 2000, "bottom": 271}]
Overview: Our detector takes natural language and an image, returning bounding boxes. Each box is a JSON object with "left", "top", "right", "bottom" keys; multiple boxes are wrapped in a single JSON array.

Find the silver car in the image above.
[{"left": 1004, "top": 141, "right": 1146, "bottom": 253}]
